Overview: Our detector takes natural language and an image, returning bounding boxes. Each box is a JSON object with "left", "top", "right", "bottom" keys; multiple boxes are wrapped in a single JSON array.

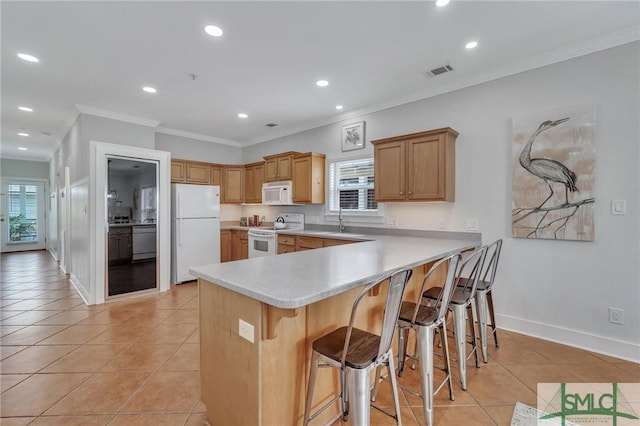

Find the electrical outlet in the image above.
[
  {"left": 239, "top": 319, "right": 255, "bottom": 342},
  {"left": 438, "top": 219, "right": 446, "bottom": 229},
  {"left": 385, "top": 216, "right": 397, "bottom": 226},
  {"left": 609, "top": 307, "right": 624, "bottom": 325},
  {"left": 465, "top": 218, "right": 479, "bottom": 231}
]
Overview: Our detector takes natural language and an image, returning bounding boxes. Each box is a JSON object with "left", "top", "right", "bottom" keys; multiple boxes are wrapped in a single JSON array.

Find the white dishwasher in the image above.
[{"left": 132, "top": 225, "right": 156, "bottom": 261}]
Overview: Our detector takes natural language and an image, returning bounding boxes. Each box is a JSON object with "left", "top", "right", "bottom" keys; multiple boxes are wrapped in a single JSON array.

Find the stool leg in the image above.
[
  {"left": 371, "top": 365, "right": 383, "bottom": 402},
  {"left": 487, "top": 291, "right": 499, "bottom": 348},
  {"left": 347, "top": 367, "right": 371, "bottom": 426},
  {"left": 386, "top": 352, "right": 403, "bottom": 425},
  {"left": 440, "top": 319, "right": 455, "bottom": 401},
  {"left": 450, "top": 303, "right": 467, "bottom": 390},
  {"left": 303, "top": 351, "right": 320, "bottom": 426},
  {"left": 468, "top": 302, "right": 480, "bottom": 368},
  {"left": 416, "top": 325, "right": 434, "bottom": 426},
  {"left": 397, "top": 326, "right": 409, "bottom": 376},
  {"left": 475, "top": 291, "right": 489, "bottom": 363}
]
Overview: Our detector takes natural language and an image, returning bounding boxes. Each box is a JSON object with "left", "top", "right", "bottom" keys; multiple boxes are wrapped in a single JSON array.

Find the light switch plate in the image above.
[
  {"left": 611, "top": 200, "right": 626, "bottom": 215},
  {"left": 239, "top": 319, "right": 254, "bottom": 343}
]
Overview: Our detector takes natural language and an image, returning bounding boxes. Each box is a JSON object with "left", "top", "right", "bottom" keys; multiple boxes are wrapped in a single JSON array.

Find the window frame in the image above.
[{"left": 325, "top": 155, "right": 384, "bottom": 223}]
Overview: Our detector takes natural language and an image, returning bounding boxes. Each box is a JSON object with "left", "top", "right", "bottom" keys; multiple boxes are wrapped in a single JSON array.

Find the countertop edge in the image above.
[{"left": 190, "top": 236, "right": 479, "bottom": 309}]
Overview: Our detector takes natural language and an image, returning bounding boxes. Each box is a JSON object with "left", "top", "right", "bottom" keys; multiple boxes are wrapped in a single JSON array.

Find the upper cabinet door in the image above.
[
  {"left": 407, "top": 134, "right": 444, "bottom": 200},
  {"left": 171, "top": 160, "right": 186, "bottom": 183},
  {"left": 373, "top": 140, "right": 405, "bottom": 201},
  {"left": 276, "top": 155, "right": 292, "bottom": 181},
  {"left": 185, "top": 162, "right": 210, "bottom": 185}
]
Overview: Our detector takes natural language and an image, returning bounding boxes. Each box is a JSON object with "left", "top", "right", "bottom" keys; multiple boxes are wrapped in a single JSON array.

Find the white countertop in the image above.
[{"left": 190, "top": 235, "right": 477, "bottom": 309}]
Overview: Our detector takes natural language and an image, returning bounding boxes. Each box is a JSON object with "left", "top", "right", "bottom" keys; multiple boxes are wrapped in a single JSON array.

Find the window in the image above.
[
  {"left": 7, "top": 184, "right": 38, "bottom": 242},
  {"left": 329, "top": 158, "right": 377, "bottom": 212}
]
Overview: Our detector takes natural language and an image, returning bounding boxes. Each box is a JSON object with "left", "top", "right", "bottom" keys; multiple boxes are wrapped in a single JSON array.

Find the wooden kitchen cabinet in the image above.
[
  {"left": 244, "top": 162, "right": 265, "bottom": 204},
  {"left": 108, "top": 227, "right": 132, "bottom": 265},
  {"left": 171, "top": 159, "right": 210, "bottom": 184},
  {"left": 220, "top": 230, "right": 231, "bottom": 263},
  {"left": 231, "top": 230, "right": 248, "bottom": 261},
  {"left": 292, "top": 152, "right": 325, "bottom": 204},
  {"left": 223, "top": 166, "right": 244, "bottom": 204},
  {"left": 171, "top": 160, "right": 186, "bottom": 182},
  {"left": 278, "top": 234, "right": 358, "bottom": 254},
  {"left": 295, "top": 236, "right": 324, "bottom": 251},
  {"left": 264, "top": 152, "right": 298, "bottom": 182},
  {"left": 186, "top": 161, "right": 210, "bottom": 184},
  {"left": 372, "top": 127, "right": 458, "bottom": 202},
  {"left": 277, "top": 234, "right": 296, "bottom": 254}
]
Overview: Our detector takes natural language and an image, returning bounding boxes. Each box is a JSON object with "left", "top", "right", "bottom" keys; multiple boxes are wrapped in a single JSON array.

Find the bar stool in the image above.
[
  {"left": 303, "top": 268, "right": 412, "bottom": 426},
  {"left": 422, "top": 245, "right": 488, "bottom": 391},
  {"left": 473, "top": 239, "right": 503, "bottom": 363},
  {"left": 390, "top": 252, "right": 461, "bottom": 426}
]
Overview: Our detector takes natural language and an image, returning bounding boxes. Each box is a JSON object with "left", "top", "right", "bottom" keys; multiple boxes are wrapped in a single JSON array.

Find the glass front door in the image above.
[{"left": 1, "top": 180, "right": 46, "bottom": 252}]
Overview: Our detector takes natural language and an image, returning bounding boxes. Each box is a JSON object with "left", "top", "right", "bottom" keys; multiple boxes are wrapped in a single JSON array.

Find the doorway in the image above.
[
  {"left": 107, "top": 157, "right": 158, "bottom": 297},
  {"left": 0, "top": 179, "right": 46, "bottom": 252}
]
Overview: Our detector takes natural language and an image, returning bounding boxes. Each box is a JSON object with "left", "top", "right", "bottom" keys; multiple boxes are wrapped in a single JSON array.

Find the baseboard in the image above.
[
  {"left": 48, "top": 248, "right": 58, "bottom": 261},
  {"left": 496, "top": 313, "right": 640, "bottom": 363},
  {"left": 69, "top": 274, "right": 90, "bottom": 305}
]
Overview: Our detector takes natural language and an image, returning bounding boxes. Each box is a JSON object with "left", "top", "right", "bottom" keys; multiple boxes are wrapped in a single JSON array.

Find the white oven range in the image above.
[{"left": 248, "top": 213, "right": 304, "bottom": 258}]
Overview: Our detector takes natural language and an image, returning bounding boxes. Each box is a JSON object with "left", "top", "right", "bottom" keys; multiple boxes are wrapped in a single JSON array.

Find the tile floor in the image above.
[{"left": 1, "top": 250, "right": 639, "bottom": 426}]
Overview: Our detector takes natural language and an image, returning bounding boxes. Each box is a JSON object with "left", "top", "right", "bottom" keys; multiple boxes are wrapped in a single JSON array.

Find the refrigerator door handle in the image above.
[{"left": 178, "top": 219, "right": 183, "bottom": 246}]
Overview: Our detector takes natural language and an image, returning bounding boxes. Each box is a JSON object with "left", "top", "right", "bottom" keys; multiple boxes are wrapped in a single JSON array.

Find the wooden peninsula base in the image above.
[{"left": 198, "top": 262, "right": 441, "bottom": 426}]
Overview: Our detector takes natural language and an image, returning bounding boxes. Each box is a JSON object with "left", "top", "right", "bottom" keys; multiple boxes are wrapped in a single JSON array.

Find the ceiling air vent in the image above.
[
  {"left": 265, "top": 123, "right": 279, "bottom": 127},
  {"left": 424, "top": 63, "right": 454, "bottom": 78}
]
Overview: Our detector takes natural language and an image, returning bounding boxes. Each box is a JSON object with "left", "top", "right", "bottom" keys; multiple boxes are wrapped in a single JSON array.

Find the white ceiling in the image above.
[{"left": 2, "top": 1, "right": 638, "bottom": 162}]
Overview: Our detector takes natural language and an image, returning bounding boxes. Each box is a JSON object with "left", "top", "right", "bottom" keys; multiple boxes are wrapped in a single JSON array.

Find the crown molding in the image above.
[
  {"left": 155, "top": 127, "right": 242, "bottom": 148},
  {"left": 75, "top": 104, "right": 161, "bottom": 128}
]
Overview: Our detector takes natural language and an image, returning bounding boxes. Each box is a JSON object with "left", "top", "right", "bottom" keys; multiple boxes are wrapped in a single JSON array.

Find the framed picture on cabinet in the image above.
[{"left": 341, "top": 121, "right": 365, "bottom": 152}]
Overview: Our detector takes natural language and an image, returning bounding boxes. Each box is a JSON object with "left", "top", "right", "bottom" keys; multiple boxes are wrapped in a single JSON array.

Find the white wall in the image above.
[
  {"left": 0, "top": 159, "right": 49, "bottom": 179},
  {"left": 155, "top": 132, "right": 243, "bottom": 164},
  {"left": 69, "top": 179, "right": 90, "bottom": 302},
  {"left": 243, "top": 42, "right": 640, "bottom": 361}
]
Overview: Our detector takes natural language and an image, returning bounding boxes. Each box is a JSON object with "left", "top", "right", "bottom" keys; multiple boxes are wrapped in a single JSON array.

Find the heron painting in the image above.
[{"left": 512, "top": 104, "right": 596, "bottom": 241}]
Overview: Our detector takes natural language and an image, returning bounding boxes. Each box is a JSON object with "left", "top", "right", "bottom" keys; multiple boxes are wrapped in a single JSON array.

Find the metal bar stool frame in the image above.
[
  {"left": 303, "top": 268, "right": 413, "bottom": 426},
  {"left": 387, "top": 252, "right": 461, "bottom": 426},
  {"left": 422, "top": 245, "right": 488, "bottom": 391},
  {"left": 473, "top": 239, "right": 503, "bottom": 363}
]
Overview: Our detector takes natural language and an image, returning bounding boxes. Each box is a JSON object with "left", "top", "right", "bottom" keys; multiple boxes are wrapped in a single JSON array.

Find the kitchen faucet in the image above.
[{"left": 338, "top": 205, "right": 345, "bottom": 233}]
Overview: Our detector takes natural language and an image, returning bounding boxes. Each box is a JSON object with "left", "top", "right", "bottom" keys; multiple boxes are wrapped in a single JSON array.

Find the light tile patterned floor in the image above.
[{"left": 1, "top": 250, "right": 639, "bottom": 425}]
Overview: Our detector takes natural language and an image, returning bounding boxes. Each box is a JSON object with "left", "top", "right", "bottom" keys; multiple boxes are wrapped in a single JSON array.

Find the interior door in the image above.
[{"left": 0, "top": 179, "right": 47, "bottom": 252}]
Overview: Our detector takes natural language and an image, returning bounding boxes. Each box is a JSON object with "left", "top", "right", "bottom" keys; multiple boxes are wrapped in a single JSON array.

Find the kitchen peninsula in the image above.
[{"left": 190, "top": 232, "right": 479, "bottom": 425}]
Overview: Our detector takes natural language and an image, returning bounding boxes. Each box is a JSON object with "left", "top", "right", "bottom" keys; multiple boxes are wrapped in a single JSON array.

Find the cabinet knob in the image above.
[
  {"left": 399, "top": 192, "right": 404, "bottom": 195},
  {"left": 408, "top": 191, "right": 412, "bottom": 195}
]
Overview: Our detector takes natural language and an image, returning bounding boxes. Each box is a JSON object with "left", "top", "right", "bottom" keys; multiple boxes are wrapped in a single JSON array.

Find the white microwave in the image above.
[{"left": 262, "top": 181, "right": 295, "bottom": 205}]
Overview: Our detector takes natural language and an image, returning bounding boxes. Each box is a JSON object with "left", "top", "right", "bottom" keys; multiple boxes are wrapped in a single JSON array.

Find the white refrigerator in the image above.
[{"left": 171, "top": 184, "right": 221, "bottom": 284}]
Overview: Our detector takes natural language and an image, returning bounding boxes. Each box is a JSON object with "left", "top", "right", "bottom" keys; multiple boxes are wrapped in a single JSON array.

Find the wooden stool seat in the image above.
[{"left": 312, "top": 326, "right": 380, "bottom": 369}]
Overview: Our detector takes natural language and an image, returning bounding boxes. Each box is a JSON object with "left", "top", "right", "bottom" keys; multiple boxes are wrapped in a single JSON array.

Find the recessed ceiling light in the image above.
[
  {"left": 436, "top": 0, "right": 450, "bottom": 6},
  {"left": 316, "top": 80, "right": 329, "bottom": 87},
  {"left": 18, "top": 106, "right": 33, "bottom": 112},
  {"left": 18, "top": 132, "right": 29, "bottom": 137},
  {"left": 205, "top": 25, "right": 223, "bottom": 37},
  {"left": 142, "top": 86, "right": 157, "bottom": 93},
  {"left": 18, "top": 147, "right": 28, "bottom": 151},
  {"left": 336, "top": 105, "right": 343, "bottom": 110},
  {"left": 465, "top": 41, "right": 478, "bottom": 49},
  {"left": 238, "top": 113, "right": 248, "bottom": 119},
  {"left": 17, "top": 53, "right": 39, "bottom": 62}
]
